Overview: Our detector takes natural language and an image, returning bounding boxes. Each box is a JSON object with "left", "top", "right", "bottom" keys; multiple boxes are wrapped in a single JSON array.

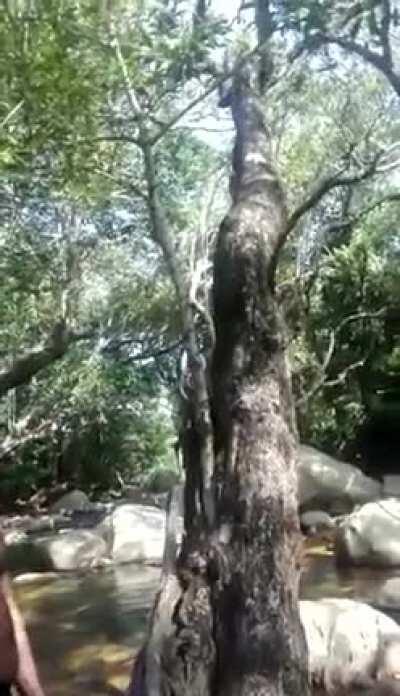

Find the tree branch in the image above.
[
  {"left": 317, "top": 32, "right": 400, "bottom": 98},
  {"left": 104, "top": 339, "right": 183, "bottom": 362},
  {"left": 346, "top": 191, "right": 400, "bottom": 225},
  {"left": 0, "top": 323, "right": 92, "bottom": 397},
  {"left": 286, "top": 152, "right": 383, "bottom": 235},
  {"left": 113, "top": 38, "right": 216, "bottom": 527},
  {"left": 380, "top": 0, "right": 393, "bottom": 68},
  {"left": 296, "top": 309, "right": 386, "bottom": 407},
  {"left": 0, "top": 100, "right": 24, "bottom": 130},
  {"left": 149, "top": 35, "right": 291, "bottom": 146}
]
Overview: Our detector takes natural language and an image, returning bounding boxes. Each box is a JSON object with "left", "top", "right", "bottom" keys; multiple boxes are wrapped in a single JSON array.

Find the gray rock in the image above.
[
  {"left": 335, "top": 499, "right": 400, "bottom": 567},
  {"left": 143, "top": 467, "right": 181, "bottom": 493},
  {"left": 50, "top": 489, "right": 92, "bottom": 514},
  {"left": 299, "top": 445, "right": 381, "bottom": 514},
  {"left": 383, "top": 476, "right": 400, "bottom": 499},
  {"left": 300, "top": 510, "right": 334, "bottom": 536}
]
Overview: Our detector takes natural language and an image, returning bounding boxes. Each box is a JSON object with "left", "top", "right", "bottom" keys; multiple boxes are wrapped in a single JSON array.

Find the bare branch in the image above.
[
  {"left": 113, "top": 38, "right": 143, "bottom": 119},
  {"left": 150, "top": 78, "right": 229, "bottom": 146},
  {"left": 0, "top": 100, "right": 24, "bottom": 130},
  {"left": 105, "top": 339, "right": 183, "bottom": 362},
  {"left": 296, "top": 309, "right": 386, "bottom": 407},
  {"left": 317, "top": 32, "right": 400, "bottom": 98},
  {"left": 324, "top": 359, "right": 366, "bottom": 389},
  {"left": 286, "top": 152, "right": 383, "bottom": 235}
]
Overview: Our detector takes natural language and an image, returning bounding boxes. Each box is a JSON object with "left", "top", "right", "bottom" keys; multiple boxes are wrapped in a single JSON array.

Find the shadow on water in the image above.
[{"left": 14, "top": 548, "right": 400, "bottom": 695}]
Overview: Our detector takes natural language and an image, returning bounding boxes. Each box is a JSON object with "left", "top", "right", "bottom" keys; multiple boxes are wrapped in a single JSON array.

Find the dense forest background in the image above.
[{"left": 0, "top": 0, "right": 399, "bottom": 504}]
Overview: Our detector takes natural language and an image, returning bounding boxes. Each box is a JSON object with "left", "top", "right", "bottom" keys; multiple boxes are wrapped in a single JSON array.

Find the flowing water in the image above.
[{"left": 13, "top": 546, "right": 400, "bottom": 695}]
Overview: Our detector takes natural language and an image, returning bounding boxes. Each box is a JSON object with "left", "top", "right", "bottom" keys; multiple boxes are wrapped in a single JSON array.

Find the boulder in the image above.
[
  {"left": 142, "top": 467, "right": 181, "bottom": 493},
  {"left": 4, "top": 500, "right": 184, "bottom": 572},
  {"left": 99, "top": 504, "right": 167, "bottom": 565},
  {"left": 4, "top": 529, "right": 107, "bottom": 572},
  {"left": 37, "top": 530, "right": 108, "bottom": 570},
  {"left": 335, "top": 499, "right": 400, "bottom": 567},
  {"left": 379, "top": 578, "right": 400, "bottom": 608},
  {"left": 383, "top": 476, "right": 400, "bottom": 498},
  {"left": 299, "top": 445, "right": 381, "bottom": 514},
  {"left": 300, "top": 510, "right": 334, "bottom": 536},
  {"left": 50, "top": 489, "right": 92, "bottom": 514},
  {"left": 300, "top": 598, "right": 400, "bottom": 692}
]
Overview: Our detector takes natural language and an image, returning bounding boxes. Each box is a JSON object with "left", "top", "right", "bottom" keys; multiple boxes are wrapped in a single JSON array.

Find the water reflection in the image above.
[
  {"left": 302, "top": 551, "right": 400, "bottom": 623},
  {"left": 13, "top": 552, "right": 400, "bottom": 694}
]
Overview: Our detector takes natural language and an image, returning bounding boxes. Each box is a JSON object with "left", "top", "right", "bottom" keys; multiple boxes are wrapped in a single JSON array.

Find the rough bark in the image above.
[
  {"left": 140, "top": 71, "right": 309, "bottom": 696},
  {"left": 209, "top": 74, "right": 308, "bottom": 696}
]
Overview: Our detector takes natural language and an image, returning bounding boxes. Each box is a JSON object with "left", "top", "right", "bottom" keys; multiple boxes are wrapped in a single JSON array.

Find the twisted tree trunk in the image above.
[{"left": 140, "top": 72, "right": 309, "bottom": 696}]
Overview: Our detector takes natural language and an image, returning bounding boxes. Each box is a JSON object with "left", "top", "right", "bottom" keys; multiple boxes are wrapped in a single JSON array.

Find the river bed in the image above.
[{"left": 13, "top": 547, "right": 400, "bottom": 695}]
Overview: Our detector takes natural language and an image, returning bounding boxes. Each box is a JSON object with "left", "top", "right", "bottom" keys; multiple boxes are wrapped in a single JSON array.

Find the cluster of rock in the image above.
[
  {"left": 298, "top": 445, "right": 400, "bottom": 570},
  {"left": 2, "top": 444, "right": 399, "bottom": 573},
  {"left": 3, "top": 490, "right": 171, "bottom": 573}
]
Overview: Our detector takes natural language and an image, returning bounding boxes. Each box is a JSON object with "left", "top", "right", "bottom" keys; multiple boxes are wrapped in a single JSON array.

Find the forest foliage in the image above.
[{"left": 0, "top": 0, "right": 399, "bottom": 500}]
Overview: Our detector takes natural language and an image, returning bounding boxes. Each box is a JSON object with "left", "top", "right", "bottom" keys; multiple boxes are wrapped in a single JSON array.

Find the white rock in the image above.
[
  {"left": 335, "top": 499, "right": 400, "bottom": 567},
  {"left": 300, "top": 598, "right": 400, "bottom": 691},
  {"left": 380, "top": 578, "right": 400, "bottom": 607},
  {"left": 104, "top": 504, "right": 167, "bottom": 565}
]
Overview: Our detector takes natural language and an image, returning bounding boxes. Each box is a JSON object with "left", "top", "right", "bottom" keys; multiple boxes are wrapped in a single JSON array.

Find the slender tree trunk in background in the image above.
[{"left": 143, "top": 70, "right": 309, "bottom": 696}]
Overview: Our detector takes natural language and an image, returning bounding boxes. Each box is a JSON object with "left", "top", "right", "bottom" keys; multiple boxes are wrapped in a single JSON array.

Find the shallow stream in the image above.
[{"left": 14, "top": 546, "right": 400, "bottom": 695}]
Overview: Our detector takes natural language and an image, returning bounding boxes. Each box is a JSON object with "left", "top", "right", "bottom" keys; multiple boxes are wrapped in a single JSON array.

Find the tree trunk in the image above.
[
  {"left": 140, "top": 70, "right": 309, "bottom": 696},
  {"left": 209, "top": 75, "right": 308, "bottom": 696}
]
